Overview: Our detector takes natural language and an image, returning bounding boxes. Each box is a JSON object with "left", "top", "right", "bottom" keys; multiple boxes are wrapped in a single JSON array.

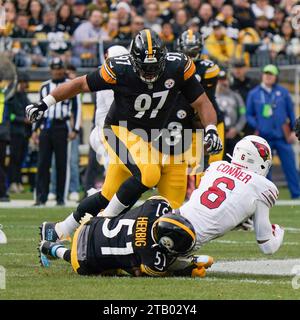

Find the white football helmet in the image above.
[{"left": 231, "top": 135, "right": 272, "bottom": 177}]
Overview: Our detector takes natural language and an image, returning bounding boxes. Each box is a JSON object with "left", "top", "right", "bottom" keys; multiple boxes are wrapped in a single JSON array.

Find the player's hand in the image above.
[
  {"left": 26, "top": 101, "right": 48, "bottom": 123},
  {"left": 294, "top": 118, "right": 300, "bottom": 141},
  {"left": 204, "top": 125, "right": 223, "bottom": 155}
]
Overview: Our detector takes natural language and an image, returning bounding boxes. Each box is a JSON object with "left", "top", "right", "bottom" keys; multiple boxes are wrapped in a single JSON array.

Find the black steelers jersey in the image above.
[
  {"left": 152, "top": 59, "right": 221, "bottom": 155},
  {"left": 85, "top": 197, "right": 174, "bottom": 276},
  {"left": 86, "top": 53, "right": 205, "bottom": 136}
]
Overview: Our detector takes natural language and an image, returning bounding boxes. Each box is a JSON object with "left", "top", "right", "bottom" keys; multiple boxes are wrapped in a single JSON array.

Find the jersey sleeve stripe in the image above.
[
  {"left": 262, "top": 193, "right": 273, "bottom": 207},
  {"left": 268, "top": 189, "right": 278, "bottom": 200},
  {"left": 140, "top": 264, "right": 167, "bottom": 277},
  {"left": 184, "top": 59, "right": 196, "bottom": 81},
  {"left": 104, "top": 62, "right": 116, "bottom": 79},
  {"left": 204, "top": 65, "right": 220, "bottom": 79},
  {"left": 100, "top": 64, "right": 117, "bottom": 84}
]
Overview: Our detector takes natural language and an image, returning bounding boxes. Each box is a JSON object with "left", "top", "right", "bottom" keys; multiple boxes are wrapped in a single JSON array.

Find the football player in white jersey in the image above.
[{"left": 179, "top": 135, "right": 284, "bottom": 255}]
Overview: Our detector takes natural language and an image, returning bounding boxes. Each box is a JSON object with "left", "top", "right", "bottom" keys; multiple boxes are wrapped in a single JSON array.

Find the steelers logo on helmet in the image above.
[
  {"left": 177, "top": 109, "right": 187, "bottom": 119},
  {"left": 164, "top": 78, "right": 175, "bottom": 89},
  {"left": 152, "top": 213, "right": 196, "bottom": 256},
  {"left": 130, "top": 29, "right": 167, "bottom": 84}
]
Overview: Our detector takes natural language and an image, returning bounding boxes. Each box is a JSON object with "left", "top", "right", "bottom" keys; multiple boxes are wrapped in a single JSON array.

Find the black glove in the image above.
[
  {"left": 204, "top": 125, "right": 223, "bottom": 155},
  {"left": 295, "top": 118, "right": 300, "bottom": 141},
  {"left": 26, "top": 101, "right": 48, "bottom": 123}
]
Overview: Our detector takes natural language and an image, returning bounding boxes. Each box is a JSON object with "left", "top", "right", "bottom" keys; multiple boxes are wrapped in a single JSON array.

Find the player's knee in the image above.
[{"left": 141, "top": 165, "right": 161, "bottom": 188}]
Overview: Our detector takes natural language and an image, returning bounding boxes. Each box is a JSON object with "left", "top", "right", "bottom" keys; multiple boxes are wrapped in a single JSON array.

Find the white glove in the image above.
[{"left": 204, "top": 125, "right": 223, "bottom": 155}]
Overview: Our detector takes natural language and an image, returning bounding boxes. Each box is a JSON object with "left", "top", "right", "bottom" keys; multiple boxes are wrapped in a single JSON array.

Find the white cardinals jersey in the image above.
[{"left": 180, "top": 161, "right": 278, "bottom": 245}]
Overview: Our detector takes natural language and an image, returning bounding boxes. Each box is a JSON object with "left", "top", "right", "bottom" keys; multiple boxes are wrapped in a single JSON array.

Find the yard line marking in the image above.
[{"left": 212, "top": 239, "right": 299, "bottom": 245}]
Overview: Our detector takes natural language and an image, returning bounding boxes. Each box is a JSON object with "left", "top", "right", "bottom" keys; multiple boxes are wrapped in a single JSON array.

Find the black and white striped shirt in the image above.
[{"left": 33, "top": 78, "right": 81, "bottom": 132}]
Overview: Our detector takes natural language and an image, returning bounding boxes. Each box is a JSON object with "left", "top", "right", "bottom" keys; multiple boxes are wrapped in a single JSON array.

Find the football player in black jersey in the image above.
[
  {"left": 27, "top": 29, "right": 222, "bottom": 240},
  {"left": 176, "top": 29, "right": 225, "bottom": 191},
  {"left": 39, "top": 197, "right": 213, "bottom": 277}
]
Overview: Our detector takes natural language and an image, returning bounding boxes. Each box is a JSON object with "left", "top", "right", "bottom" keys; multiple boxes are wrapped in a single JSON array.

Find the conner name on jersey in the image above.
[{"left": 216, "top": 162, "right": 252, "bottom": 184}]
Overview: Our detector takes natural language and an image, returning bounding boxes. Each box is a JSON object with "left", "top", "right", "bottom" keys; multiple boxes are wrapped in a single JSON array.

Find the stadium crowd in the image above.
[
  {"left": 0, "top": 0, "right": 300, "bottom": 67},
  {"left": 0, "top": 0, "right": 300, "bottom": 203}
]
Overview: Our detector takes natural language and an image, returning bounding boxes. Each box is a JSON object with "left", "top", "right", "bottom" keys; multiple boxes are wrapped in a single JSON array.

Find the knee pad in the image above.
[{"left": 140, "top": 164, "right": 161, "bottom": 188}]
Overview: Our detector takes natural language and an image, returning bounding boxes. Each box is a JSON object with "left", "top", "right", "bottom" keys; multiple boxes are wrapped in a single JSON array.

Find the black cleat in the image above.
[
  {"left": 39, "top": 222, "right": 59, "bottom": 242},
  {"left": 38, "top": 240, "right": 65, "bottom": 267}
]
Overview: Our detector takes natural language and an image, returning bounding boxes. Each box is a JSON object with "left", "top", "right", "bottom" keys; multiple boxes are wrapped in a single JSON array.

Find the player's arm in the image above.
[
  {"left": 253, "top": 200, "right": 284, "bottom": 255},
  {"left": 180, "top": 57, "right": 222, "bottom": 155},
  {"left": 26, "top": 59, "right": 116, "bottom": 123}
]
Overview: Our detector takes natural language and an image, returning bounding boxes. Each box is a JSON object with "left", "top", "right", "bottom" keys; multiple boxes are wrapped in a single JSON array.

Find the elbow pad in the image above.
[{"left": 258, "top": 224, "right": 284, "bottom": 255}]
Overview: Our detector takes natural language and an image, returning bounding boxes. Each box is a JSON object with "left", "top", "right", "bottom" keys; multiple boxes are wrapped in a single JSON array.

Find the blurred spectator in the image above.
[
  {"left": 230, "top": 59, "right": 258, "bottom": 106},
  {"left": 0, "top": 1, "right": 16, "bottom": 37},
  {"left": 171, "top": 9, "right": 188, "bottom": 37},
  {"left": 144, "top": 2, "right": 163, "bottom": 33},
  {"left": 28, "top": 0, "right": 43, "bottom": 32},
  {"left": 160, "top": 0, "right": 183, "bottom": 23},
  {"left": 7, "top": 72, "right": 31, "bottom": 194},
  {"left": 130, "top": 15, "right": 145, "bottom": 37},
  {"left": 198, "top": 3, "right": 214, "bottom": 39},
  {"left": 106, "top": 17, "right": 120, "bottom": 39},
  {"left": 57, "top": 3, "right": 76, "bottom": 35},
  {"left": 251, "top": 0, "right": 274, "bottom": 19},
  {"left": 159, "top": 22, "right": 175, "bottom": 50},
  {"left": 73, "top": 9, "right": 109, "bottom": 62},
  {"left": 11, "top": 13, "right": 46, "bottom": 67},
  {"left": 232, "top": 0, "right": 255, "bottom": 29},
  {"left": 16, "top": 0, "right": 30, "bottom": 14},
  {"left": 186, "top": 0, "right": 202, "bottom": 18},
  {"left": 216, "top": 70, "right": 246, "bottom": 160},
  {"left": 246, "top": 64, "right": 300, "bottom": 198},
  {"left": 210, "top": 0, "right": 225, "bottom": 17},
  {"left": 0, "top": 82, "right": 10, "bottom": 201},
  {"left": 279, "top": 19, "right": 300, "bottom": 57},
  {"left": 205, "top": 20, "right": 235, "bottom": 65},
  {"left": 270, "top": 7, "right": 286, "bottom": 34},
  {"left": 116, "top": 1, "right": 132, "bottom": 39},
  {"left": 216, "top": 4, "right": 240, "bottom": 40},
  {"left": 72, "top": 0, "right": 88, "bottom": 29}
]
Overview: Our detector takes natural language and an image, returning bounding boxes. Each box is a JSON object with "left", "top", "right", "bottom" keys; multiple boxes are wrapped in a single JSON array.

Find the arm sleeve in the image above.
[
  {"left": 86, "top": 59, "right": 117, "bottom": 92},
  {"left": 246, "top": 90, "right": 258, "bottom": 130},
  {"left": 181, "top": 75, "right": 205, "bottom": 104},
  {"left": 71, "top": 94, "right": 82, "bottom": 132}
]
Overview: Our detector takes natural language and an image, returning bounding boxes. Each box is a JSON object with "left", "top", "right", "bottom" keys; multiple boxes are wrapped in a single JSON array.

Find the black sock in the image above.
[
  {"left": 73, "top": 192, "right": 109, "bottom": 222},
  {"left": 116, "top": 176, "right": 149, "bottom": 208},
  {"left": 63, "top": 250, "right": 71, "bottom": 263}
]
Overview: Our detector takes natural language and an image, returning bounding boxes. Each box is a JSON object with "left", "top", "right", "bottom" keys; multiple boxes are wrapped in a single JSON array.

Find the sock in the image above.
[
  {"left": 101, "top": 194, "right": 129, "bottom": 217},
  {"left": 55, "top": 213, "right": 79, "bottom": 238},
  {"left": 55, "top": 247, "right": 68, "bottom": 260},
  {"left": 63, "top": 250, "right": 71, "bottom": 263},
  {"left": 73, "top": 192, "right": 109, "bottom": 222}
]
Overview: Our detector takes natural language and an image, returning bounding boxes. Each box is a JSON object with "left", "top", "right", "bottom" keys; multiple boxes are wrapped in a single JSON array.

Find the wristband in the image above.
[
  {"left": 42, "top": 95, "right": 56, "bottom": 108},
  {"left": 205, "top": 124, "right": 217, "bottom": 133}
]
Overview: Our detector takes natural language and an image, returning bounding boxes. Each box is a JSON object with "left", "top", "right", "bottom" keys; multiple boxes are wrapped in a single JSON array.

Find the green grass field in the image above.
[{"left": 0, "top": 192, "right": 300, "bottom": 300}]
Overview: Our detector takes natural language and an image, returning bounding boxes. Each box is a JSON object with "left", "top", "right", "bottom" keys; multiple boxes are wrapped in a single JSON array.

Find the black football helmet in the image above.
[
  {"left": 177, "top": 29, "right": 203, "bottom": 61},
  {"left": 152, "top": 213, "right": 196, "bottom": 256},
  {"left": 130, "top": 29, "right": 167, "bottom": 83}
]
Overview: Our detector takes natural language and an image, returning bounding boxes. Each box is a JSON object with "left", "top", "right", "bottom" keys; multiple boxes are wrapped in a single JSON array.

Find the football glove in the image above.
[
  {"left": 204, "top": 125, "right": 223, "bottom": 155},
  {"left": 26, "top": 101, "right": 48, "bottom": 123},
  {"left": 294, "top": 118, "right": 300, "bottom": 141}
]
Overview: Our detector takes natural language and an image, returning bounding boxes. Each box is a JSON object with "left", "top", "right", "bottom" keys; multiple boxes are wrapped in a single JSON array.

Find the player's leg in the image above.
[
  {"left": 157, "top": 157, "right": 188, "bottom": 209},
  {"left": 41, "top": 163, "right": 131, "bottom": 241},
  {"left": 275, "top": 139, "right": 300, "bottom": 198},
  {"left": 100, "top": 125, "right": 161, "bottom": 217},
  {"left": 39, "top": 240, "right": 70, "bottom": 267},
  {"left": 35, "top": 129, "right": 53, "bottom": 204}
]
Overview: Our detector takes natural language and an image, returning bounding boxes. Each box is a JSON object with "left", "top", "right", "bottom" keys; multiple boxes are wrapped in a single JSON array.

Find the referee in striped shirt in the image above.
[{"left": 32, "top": 58, "right": 81, "bottom": 206}]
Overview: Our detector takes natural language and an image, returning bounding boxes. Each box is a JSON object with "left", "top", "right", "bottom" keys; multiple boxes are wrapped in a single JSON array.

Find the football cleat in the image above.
[
  {"left": 39, "top": 222, "right": 59, "bottom": 242},
  {"left": 39, "top": 240, "right": 65, "bottom": 267},
  {"left": 192, "top": 255, "right": 214, "bottom": 269}
]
